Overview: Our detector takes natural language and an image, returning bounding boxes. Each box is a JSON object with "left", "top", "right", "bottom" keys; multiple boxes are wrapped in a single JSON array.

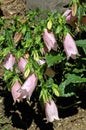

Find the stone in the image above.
[{"left": 26, "top": 0, "right": 71, "bottom": 14}]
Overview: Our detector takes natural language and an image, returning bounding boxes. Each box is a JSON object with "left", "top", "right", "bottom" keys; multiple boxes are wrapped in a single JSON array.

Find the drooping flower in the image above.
[
  {"left": 18, "top": 74, "right": 38, "bottom": 100},
  {"left": 3, "top": 53, "right": 15, "bottom": 71},
  {"left": 18, "top": 57, "right": 28, "bottom": 73},
  {"left": 43, "top": 29, "right": 58, "bottom": 52},
  {"left": 63, "top": 33, "right": 80, "bottom": 60},
  {"left": 45, "top": 99, "right": 59, "bottom": 122},
  {"left": 11, "top": 80, "right": 22, "bottom": 103},
  {"left": 62, "top": 9, "right": 76, "bottom": 27}
]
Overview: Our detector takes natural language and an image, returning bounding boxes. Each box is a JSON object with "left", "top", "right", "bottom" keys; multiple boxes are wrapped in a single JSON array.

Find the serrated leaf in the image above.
[
  {"left": 73, "top": 68, "right": 85, "bottom": 73},
  {"left": 77, "top": 5, "right": 83, "bottom": 21},
  {"left": 59, "top": 81, "right": 74, "bottom": 97},
  {"left": 59, "top": 74, "right": 86, "bottom": 97},
  {"left": 76, "top": 40, "right": 86, "bottom": 54},
  {"left": 56, "top": 25, "right": 63, "bottom": 34},
  {"left": 4, "top": 70, "right": 13, "bottom": 81},
  {"left": 0, "top": 36, "right": 5, "bottom": 43},
  {"left": 65, "top": 74, "right": 86, "bottom": 85},
  {"left": 45, "top": 54, "right": 63, "bottom": 67},
  {"left": 2, "top": 47, "right": 11, "bottom": 57},
  {"left": 52, "top": 84, "right": 59, "bottom": 97}
]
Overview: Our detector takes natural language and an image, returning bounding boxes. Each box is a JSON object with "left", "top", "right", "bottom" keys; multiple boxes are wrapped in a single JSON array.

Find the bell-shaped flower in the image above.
[
  {"left": 62, "top": 9, "right": 76, "bottom": 27},
  {"left": 63, "top": 33, "right": 80, "bottom": 60},
  {"left": 18, "top": 57, "right": 28, "bottom": 73},
  {"left": 3, "top": 53, "right": 15, "bottom": 71},
  {"left": 11, "top": 80, "right": 22, "bottom": 103},
  {"left": 18, "top": 74, "right": 38, "bottom": 100},
  {"left": 43, "top": 29, "right": 58, "bottom": 52},
  {"left": 45, "top": 99, "right": 59, "bottom": 122}
]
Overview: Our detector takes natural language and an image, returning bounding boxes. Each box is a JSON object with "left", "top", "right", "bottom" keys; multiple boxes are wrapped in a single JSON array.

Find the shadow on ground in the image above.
[{"left": 0, "top": 79, "right": 86, "bottom": 130}]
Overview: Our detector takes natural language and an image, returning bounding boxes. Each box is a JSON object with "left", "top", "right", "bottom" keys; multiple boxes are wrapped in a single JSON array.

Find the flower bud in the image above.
[
  {"left": 11, "top": 80, "right": 22, "bottom": 103},
  {"left": 63, "top": 33, "right": 80, "bottom": 60},
  {"left": 43, "top": 29, "right": 58, "bottom": 52},
  {"left": 3, "top": 53, "right": 15, "bottom": 71},
  {"left": 45, "top": 100, "right": 59, "bottom": 122}
]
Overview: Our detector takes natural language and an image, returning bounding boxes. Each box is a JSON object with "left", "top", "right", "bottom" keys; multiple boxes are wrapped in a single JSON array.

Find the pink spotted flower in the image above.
[
  {"left": 43, "top": 29, "right": 58, "bottom": 52},
  {"left": 63, "top": 33, "right": 80, "bottom": 60},
  {"left": 45, "top": 99, "right": 59, "bottom": 122}
]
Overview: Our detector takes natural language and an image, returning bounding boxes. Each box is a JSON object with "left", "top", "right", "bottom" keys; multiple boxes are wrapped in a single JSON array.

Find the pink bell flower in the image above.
[
  {"left": 18, "top": 57, "right": 28, "bottom": 73},
  {"left": 63, "top": 33, "right": 80, "bottom": 60},
  {"left": 43, "top": 29, "right": 58, "bottom": 52},
  {"left": 62, "top": 9, "right": 76, "bottom": 26},
  {"left": 45, "top": 99, "right": 59, "bottom": 122},
  {"left": 3, "top": 53, "right": 15, "bottom": 71},
  {"left": 18, "top": 74, "right": 38, "bottom": 100},
  {"left": 11, "top": 80, "right": 22, "bottom": 103}
]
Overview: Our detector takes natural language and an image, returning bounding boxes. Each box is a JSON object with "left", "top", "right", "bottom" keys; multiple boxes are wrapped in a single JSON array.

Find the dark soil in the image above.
[{"left": 0, "top": 0, "right": 86, "bottom": 130}]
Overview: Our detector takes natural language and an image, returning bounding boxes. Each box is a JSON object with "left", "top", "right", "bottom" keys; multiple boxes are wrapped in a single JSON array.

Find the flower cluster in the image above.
[
  {"left": 43, "top": 28, "right": 79, "bottom": 60},
  {"left": 1, "top": 0, "right": 86, "bottom": 123}
]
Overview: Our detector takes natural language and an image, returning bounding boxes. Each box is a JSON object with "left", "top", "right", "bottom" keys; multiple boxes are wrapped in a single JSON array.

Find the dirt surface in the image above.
[
  {"left": 0, "top": 0, "right": 86, "bottom": 130},
  {"left": 0, "top": 0, "right": 26, "bottom": 16}
]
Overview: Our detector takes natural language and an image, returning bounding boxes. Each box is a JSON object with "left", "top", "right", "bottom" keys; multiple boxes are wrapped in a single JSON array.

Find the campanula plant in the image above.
[{"left": 0, "top": 0, "right": 86, "bottom": 123}]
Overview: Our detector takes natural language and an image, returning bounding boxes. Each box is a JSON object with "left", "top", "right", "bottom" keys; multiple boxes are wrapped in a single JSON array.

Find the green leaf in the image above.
[
  {"left": 55, "top": 25, "right": 63, "bottom": 34},
  {"left": 65, "top": 74, "right": 86, "bottom": 85},
  {"left": 0, "top": 36, "right": 5, "bottom": 44},
  {"left": 76, "top": 39, "right": 86, "bottom": 54},
  {"left": 21, "top": 25, "right": 27, "bottom": 35},
  {"left": 45, "top": 54, "right": 63, "bottom": 67},
  {"left": 77, "top": 5, "right": 83, "bottom": 22},
  {"left": 59, "top": 81, "right": 74, "bottom": 97},
  {"left": 39, "top": 88, "right": 49, "bottom": 103},
  {"left": 3, "top": 70, "right": 13, "bottom": 81},
  {"left": 73, "top": 68, "right": 85, "bottom": 73},
  {"left": 52, "top": 84, "right": 59, "bottom": 97},
  {"left": 2, "top": 47, "right": 11, "bottom": 57},
  {"left": 59, "top": 74, "right": 86, "bottom": 97}
]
